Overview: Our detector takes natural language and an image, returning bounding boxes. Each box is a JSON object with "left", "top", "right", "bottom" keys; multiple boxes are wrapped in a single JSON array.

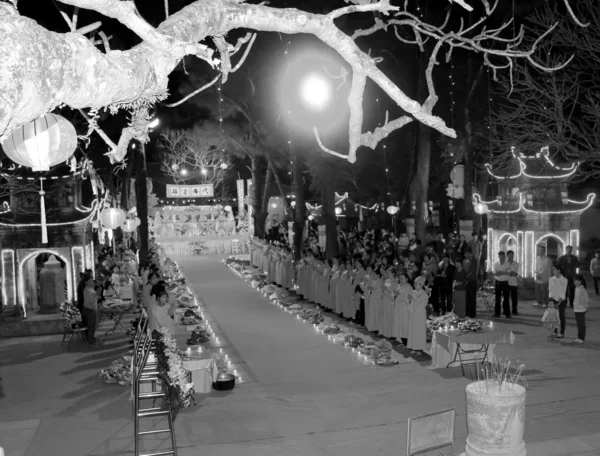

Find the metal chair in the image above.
[
  {"left": 477, "top": 286, "right": 494, "bottom": 312},
  {"left": 59, "top": 302, "right": 88, "bottom": 350}
]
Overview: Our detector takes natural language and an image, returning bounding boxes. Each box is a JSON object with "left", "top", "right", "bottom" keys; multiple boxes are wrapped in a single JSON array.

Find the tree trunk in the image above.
[
  {"left": 412, "top": 122, "right": 432, "bottom": 240},
  {"left": 321, "top": 162, "right": 339, "bottom": 260},
  {"left": 266, "top": 151, "right": 289, "bottom": 212},
  {"left": 250, "top": 155, "right": 266, "bottom": 238},
  {"left": 261, "top": 166, "right": 272, "bottom": 213},
  {"left": 135, "top": 143, "right": 149, "bottom": 261},
  {"left": 292, "top": 155, "right": 305, "bottom": 262},
  {"left": 463, "top": 60, "right": 484, "bottom": 231}
]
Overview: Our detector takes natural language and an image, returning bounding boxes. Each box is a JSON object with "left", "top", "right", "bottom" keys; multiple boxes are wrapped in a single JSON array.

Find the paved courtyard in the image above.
[{"left": 1, "top": 255, "right": 600, "bottom": 456}]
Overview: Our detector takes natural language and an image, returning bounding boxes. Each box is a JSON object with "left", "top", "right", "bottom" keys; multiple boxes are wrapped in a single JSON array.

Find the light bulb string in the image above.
[{"left": 375, "top": 98, "right": 393, "bottom": 207}]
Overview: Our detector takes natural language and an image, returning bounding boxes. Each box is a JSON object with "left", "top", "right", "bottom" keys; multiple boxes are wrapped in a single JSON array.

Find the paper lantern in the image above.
[
  {"left": 122, "top": 219, "right": 137, "bottom": 233},
  {"left": 224, "top": 205, "right": 232, "bottom": 212},
  {"left": 386, "top": 205, "right": 399, "bottom": 215},
  {"left": 100, "top": 208, "right": 126, "bottom": 229},
  {"left": 474, "top": 203, "right": 488, "bottom": 215},
  {"left": 134, "top": 217, "right": 141, "bottom": 227},
  {"left": 335, "top": 207, "right": 342, "bottom": 215},
  {"left": 1, "top": 113, "right": 77, "bottom": 171}
]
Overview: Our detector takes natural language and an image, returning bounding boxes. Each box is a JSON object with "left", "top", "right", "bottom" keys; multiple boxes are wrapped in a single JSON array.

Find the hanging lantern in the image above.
[
  {"left": 335, "top": 207, "right": 342, "bottom": 215},
  {"left": 134, "top": 217, "right": 141, "bottom": 227},
  {"left": 122, "top": 219, "right": 137, "bottom": 233},
  {"left": 100, "top": 207, "right": 126, "bottom": 229},
  {"left": 474, "top": 203, "right": 488, "bottom": 215},
  {"left": 386, "top": 205, "right": 399, "bottom": 215},
  {"left": 224, "top": 205, "right": 232, "bottom": 212},
  {"left": 1, "top": 113, "right": 77, "bottom": 171},
  {"left": 450, "top": 164, "right": 465, "bottom": 187}
]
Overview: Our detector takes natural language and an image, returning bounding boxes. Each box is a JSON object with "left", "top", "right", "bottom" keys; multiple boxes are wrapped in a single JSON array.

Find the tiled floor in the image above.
[{"left": 1, "top": 255, "right": 600, "bottom": 456}]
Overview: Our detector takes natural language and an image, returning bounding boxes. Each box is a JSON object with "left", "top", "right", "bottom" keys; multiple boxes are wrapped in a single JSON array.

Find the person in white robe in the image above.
[{"left": 408, "top": 276, "right": 429, "bottom": 352}]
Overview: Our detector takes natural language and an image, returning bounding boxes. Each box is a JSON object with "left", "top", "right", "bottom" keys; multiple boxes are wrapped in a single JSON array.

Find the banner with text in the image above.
[{"left": 166, "top": 184, "right": 214, "bottom": 198}]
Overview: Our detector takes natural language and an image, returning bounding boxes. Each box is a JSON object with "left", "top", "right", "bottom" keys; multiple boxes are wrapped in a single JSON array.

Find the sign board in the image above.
[
  {"left": 407, "top": 408, "right": 455, "bottom": 455},
  {"left": 166, "top": 184, "right": 214, "bottom": 198}
]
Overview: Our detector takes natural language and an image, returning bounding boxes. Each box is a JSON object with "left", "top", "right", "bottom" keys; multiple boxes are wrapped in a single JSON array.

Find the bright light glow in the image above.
[
  {"left": 517, "top": 231, "right": 524, "bottom": 277},
  {"left": 291, "top": 201, "right": 296, "bottom": 208},
  {"left": 524, "top": 231, "right": 534, "bottom": 278},
  {"left": 308, "top": 215, "right": 314, "bottom": 221},
  {"left": 570, "top": 230, "right": 580, "bottom": 256},
  {"left": 220, "top": 163, "right": 228, "bottom": 170},
  {"left": 299, "top": 72, "right": 332, "bottom": 112},
  {"left": 148, "top": 118, "right": 160, "bottom": 128},
  {"left": 386, "top": 205, "right": 399, "bottom": 215},
  {"left": 474, "top": 203, "right": 488, "bottom": 215},
  {"left": 180, "top": 169, "right": 188, "bottom": 176},
  {"left": 201, "top": 168, "right": 207, "bottom": 175},
  {"left": 1, "top": 250, "right": 16, "bottom": 311},
  {"left": 335, "top": 207, "right": 342, "bottom": 215},
  {"left": 487, "top": 228, "right": 494, "bottom": 271}
]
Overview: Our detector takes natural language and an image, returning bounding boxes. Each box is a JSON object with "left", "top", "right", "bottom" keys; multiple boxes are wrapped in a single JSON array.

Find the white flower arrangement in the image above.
[{"left": 156, "top": 327, "right": 195, "bottom": 408}]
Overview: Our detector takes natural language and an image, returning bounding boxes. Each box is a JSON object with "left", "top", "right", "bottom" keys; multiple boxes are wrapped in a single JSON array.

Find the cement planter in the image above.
[{"left": 464, "top": 381, "right": 526, "bottom": 456}]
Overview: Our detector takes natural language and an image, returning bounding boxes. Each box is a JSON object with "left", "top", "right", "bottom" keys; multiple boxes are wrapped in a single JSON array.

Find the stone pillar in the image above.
[{"left": 38, "top": 255, "right": 66, "bottom": 314}]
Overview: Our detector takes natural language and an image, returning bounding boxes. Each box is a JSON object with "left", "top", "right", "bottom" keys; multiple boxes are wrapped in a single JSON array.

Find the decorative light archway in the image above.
[
  {"left": 496, "top": 232, "right": 518, "bottom": 265},
  {"left": 533, "top": 233, "right": 566, "bottom": 277},
  {"left": 17, "top": 249, "right": 73, "bottom": 317}
]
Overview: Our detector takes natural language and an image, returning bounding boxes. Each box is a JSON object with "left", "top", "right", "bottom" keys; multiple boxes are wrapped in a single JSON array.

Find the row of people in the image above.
[{"left": 251, "top": 241, "right": 430, "bottom": 353}]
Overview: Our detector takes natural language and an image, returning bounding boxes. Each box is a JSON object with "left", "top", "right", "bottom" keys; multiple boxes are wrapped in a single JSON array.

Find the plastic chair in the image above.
[{"left": 60, "top": 302, "right": 89, "bottom": 350}]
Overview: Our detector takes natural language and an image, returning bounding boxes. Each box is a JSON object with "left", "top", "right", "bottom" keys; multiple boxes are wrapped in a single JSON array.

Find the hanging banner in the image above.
[
  {"left": 166, "top": 184, "right": 214, "bottom": 198},
  {"left": 236, "top": 179, "right": 245, "bottom": 216}
]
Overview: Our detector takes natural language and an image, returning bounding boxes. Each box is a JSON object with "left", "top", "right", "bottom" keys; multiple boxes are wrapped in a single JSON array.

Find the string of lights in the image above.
[{"left": 375, "top": 97, "right": 393, "bottom": 209}]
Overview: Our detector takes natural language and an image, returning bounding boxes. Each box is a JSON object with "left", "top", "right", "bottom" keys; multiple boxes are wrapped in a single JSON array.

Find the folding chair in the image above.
[
  {"left": 60, "top": 302, "right": 89, "bottom": 350},
  {"left": 407, "top": 408, "right": 455, "bottom": 456},
  {"left": 477, "top": 287, "right": 494, "bottom": 312}
]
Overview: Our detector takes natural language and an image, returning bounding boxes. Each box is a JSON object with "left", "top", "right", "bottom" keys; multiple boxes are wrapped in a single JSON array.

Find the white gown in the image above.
[
  {"left": 407, "top": 289, "right": 428, "bottom": 351},
  {"left": 393, "top": 282, "right": 413, "bottom": 340}
]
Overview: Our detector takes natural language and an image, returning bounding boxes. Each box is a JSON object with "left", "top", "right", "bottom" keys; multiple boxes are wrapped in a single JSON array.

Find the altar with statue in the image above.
[{"left": 151, "top": 205, "right": 250, "bottom": 256}]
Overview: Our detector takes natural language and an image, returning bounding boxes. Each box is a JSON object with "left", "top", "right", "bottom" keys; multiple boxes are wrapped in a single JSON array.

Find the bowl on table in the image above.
[{"left": 212, "top": 373, "right": 236, "bottom": 391}]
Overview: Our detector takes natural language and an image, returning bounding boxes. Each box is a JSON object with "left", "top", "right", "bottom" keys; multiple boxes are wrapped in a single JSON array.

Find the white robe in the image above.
[
  {"left": 407, "top": 289, "right": 428, "bottom": 351},
  {"left": 393, "top": 282, "right": 413, "bottom": 340}
]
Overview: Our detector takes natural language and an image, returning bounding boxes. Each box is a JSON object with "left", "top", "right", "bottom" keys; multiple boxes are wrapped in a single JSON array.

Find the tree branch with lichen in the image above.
[{"left": 0, "top": 0, "right": 586, "bottom": 165}]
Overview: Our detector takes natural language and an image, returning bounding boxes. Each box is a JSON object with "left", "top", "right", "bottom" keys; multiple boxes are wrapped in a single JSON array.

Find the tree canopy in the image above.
[{"left": 0, "top": 0, "right": 585, "bottom": 170}]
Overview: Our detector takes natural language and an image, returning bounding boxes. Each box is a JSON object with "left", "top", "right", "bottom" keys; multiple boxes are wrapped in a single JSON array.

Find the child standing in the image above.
[
  {"left": 572, "top": 274, "right": 590, "bottom": 344},
  {"left": 541, "top": 299, "right": 561, "bottom": 341}
]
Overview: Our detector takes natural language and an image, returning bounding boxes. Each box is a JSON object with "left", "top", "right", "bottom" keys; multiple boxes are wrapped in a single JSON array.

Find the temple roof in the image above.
[
  {"left": 0, "top": 202, "right": 98, "bottom": 226},
  {"left": 485, "top": 146, "right": 578, "bottom": 181},
  {"left": 473, "top": 193, "right": 595, "bottom": 215}
]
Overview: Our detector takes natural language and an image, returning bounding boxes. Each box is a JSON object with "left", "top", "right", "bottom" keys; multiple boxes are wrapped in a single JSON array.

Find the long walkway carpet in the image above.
[{"left": 172, "top": 256, "right": 472, "bottom": 456}]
